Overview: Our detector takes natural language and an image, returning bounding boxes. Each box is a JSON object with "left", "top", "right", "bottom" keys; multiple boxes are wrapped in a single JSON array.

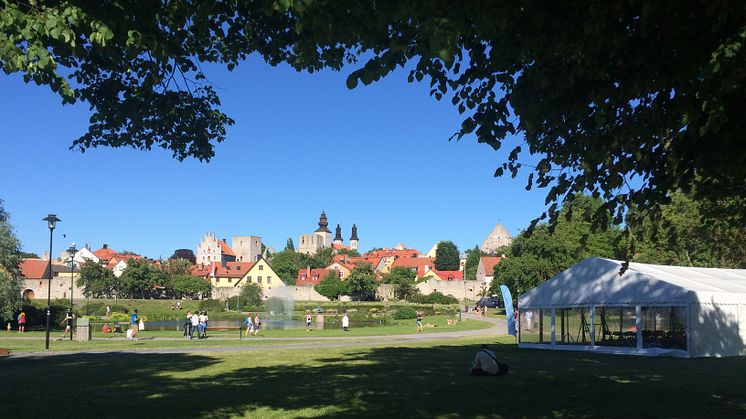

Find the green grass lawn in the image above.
[
  {"left": 0, "top": 316, "right": 491, "bottom": 353},
  {"left": 1, "top": 335, "right": 744, "bottom": 418}
]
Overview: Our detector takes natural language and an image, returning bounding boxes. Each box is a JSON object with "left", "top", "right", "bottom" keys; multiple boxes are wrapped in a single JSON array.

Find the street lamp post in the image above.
[
  {"left": 43, "top": 214, "right": 61, "bottom": 350},
  {"left": 68, "top": 243, "right": 77, "bottom": 341}
]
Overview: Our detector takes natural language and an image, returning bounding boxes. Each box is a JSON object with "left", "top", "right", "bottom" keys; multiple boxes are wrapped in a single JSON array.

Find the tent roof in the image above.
[{"left": 519, "top": 257, "right": 746, "bottom": 307}]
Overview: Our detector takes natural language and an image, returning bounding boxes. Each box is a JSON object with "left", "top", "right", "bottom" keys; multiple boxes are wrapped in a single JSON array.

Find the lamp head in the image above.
[{"left": 43, "top": 214, "right": 61, "bottom": 230}]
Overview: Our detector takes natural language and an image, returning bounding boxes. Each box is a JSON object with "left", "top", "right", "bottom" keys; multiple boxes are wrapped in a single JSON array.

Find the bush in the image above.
[
  {"left": 226, "top": 295, "right": 263, "bottom": 311},
  {"left": 425, "top": 292, "right": 459, "bottom": 305},
  {"left": 393, "top": 306, "right": 417, "bottom": 320},
  {"left": 107, "top": 312, "right": 130, "bottom": 322},
  {"left": 198, "top": 299, "right": 224, "bottom": 313}
]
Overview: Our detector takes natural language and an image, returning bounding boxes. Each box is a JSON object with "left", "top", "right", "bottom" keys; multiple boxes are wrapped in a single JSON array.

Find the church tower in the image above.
[
  {"left": 333, "top": 224, "right": 343, "bottom": 246},
  {"left": 349, "top": 224, "right": 359, "bottom": 251},
  {"left": 314, "top": 211, "right": 333, "bottom": 247}
]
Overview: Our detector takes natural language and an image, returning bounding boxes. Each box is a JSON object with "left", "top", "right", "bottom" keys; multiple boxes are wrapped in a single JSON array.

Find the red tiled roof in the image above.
[
  {"left": 93, "top": 247, "right": 117, "bottom": 258},
  {"left": 480, "top": 256, "right": 503, "bottom": 276},
  {"left": 296, "top": 268, "right": 333, "bottom": 286},
  {"left": 431, "top": 270, "right": 463, "bottom": 281},
  {"left": 392, "top": 257, "right": 434, "bottom": 277},
  {"left": 19, "top": 259, "right": 49, "bottom": 279},
  {"left": 363, "top": 248, "right": 423, "bottom": 259},
  {"left": 191, "top": 261, "right": 253, "bottom": 279},
  {"left": 219, "top": 241, "right": 236, "bottom": 257}
]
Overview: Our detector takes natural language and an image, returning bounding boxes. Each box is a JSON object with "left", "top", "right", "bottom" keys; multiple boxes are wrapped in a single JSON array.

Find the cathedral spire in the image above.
[
  {"left": 333, "top": 224, "right": 343, "bottom": 242},
  {"left": 315, "top": 211, "right": 331, "bottom": 233},
  {"left": 350, "top": 224, "right": 359, "bottom": 241}
]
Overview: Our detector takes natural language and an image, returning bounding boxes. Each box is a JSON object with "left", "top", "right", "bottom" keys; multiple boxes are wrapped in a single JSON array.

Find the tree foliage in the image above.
[
  {"left": 0, "top": 200, "right": 22, "bottom": 320},
  {"left": 463, "top": 246, "right": 484, "bottom": 281},
  {"left": 434, "top": 241, "right": 460, "bottom": 271},
  {"left": 284, "top": 238, "right": 294, "bottom": 252},
  {"left": 314, "top": 271, "right": 346, "bottom": 301},
  {"left": 4, "top": 2, "right": 744, "bottom": 241},
  {"left": 489, "top": 196, "right": 623, "bottom": 296},
  {"left": 239, "top": 283, "right": 263, "bottom": 308},
  {"left": 162, "top": 258, "right": 194, "bottom": 276},
  {"left": 170, "top": 274, "right": 210, "bottom": 299},
  {"left": 630, "top": 192, "right": 746, "bottom": 268},
  {"left": 269, "top": 249, "right": 330, "bottom": 286},
  {"left": 120, "top": 259, "right": 166, "bottom": 299},
  {"left": 382, "top": 266, "right": 418, "bottom": 301},
  {"left": 77, "top": 260, "right": 116, "bottom": 298},
  {"left": 345, "top": 264, "right": 379, "bottom": 301}
]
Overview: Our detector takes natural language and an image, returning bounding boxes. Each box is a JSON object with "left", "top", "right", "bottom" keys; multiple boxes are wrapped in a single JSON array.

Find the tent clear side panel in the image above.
[
  {"left": 518, "top": 308, "right": 548, "bottom": 344},
  {"left": 594, "top": 306, "right": 637, "bottom": 347},
  {"left": 556, "top": 307, "right": 592, "bottom": 345},
  {"left": 641, "top": 306, "right": 687, "bottom": 350}
]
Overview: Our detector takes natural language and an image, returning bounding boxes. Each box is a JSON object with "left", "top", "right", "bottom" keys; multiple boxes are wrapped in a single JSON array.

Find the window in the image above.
[
  {"left": 555, "top": 307, "right": 592, "bottom": 345},
  {"left": 258, "top": 276, "right": 263, "bottom": 284},
  {"left": 228, "top": 278, "right": 232, "bottom": 283},
  {"left": 641, "top": 306, "right": 687, "bottom": 350},
  {"left": 248, "top": 276, "right": 252, "bottom": 282},
  {"left": 216, "top": 278, "right": 220, "bottom": 283},
  {"left": 595, "top": 306, "right": 637, "bottom": 347},
  {"left": 259, "top": 265, "right": 263, "bottom": 271},
  {"left": 267, "top": 276, "right": 271, "bottom": 284},
  {"left": 519, "top": 309, "right": 549, "bottom": 344}
]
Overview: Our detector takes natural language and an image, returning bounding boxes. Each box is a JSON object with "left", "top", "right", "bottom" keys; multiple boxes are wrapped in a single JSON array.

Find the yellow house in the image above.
[{"left": 243, "top": 256, "right": 286, "bottom": 292}]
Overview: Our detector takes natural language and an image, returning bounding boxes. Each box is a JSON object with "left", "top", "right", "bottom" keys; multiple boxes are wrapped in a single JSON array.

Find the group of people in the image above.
[
  {"left": 243, "top": 313, "right": 262, "bottom": 336},
  {"left": 184, "top": 310, "right": 209, "bottom": 339}
]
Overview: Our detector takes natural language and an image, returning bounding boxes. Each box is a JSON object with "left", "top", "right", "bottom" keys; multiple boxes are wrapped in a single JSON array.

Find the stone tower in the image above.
[
  {"left": 333, "top": 224, "right": 343, "bottom": 246},
  {"left": 349, "top": 224, "right": 359, "bottom": 251},
  {"left": 480, "top": 223, "right": 513, "bottom": 254},
  {"left": 232, "top": 235, "right": 262, "bottom": 262}
]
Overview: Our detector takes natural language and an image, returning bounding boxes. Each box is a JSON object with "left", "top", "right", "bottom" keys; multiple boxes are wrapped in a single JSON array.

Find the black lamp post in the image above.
[
  {"left": 68, "top": 243, "right": 77, "bottom": 341},
  {"left": 43, "top": 214, "right": 61, "bottom": 350}
]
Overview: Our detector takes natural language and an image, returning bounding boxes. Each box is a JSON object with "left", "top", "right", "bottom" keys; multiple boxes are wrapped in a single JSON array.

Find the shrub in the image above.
[
  {"left": 393, "top": 306, "right": 417, "bottom": 319},
  {"left": 108, "top": 312, "right": 129, "bottom": 322},
  {"left": 425, "top": 292, "right": 459, "bottom": 305},
  {"left": 198, "top": 299, "right": 224, "bottom": 312}
]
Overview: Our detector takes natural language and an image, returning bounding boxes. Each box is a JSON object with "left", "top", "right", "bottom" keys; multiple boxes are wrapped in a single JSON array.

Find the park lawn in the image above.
[
  {"left": 1, "top": 336, "right": 745, "bottom": 418},
  {"left": 0, "top": 317, "right": 491, "bottom": 353}
]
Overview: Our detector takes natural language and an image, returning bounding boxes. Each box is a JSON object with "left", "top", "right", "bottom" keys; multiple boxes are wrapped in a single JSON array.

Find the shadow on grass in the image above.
[{"left": 2, "top": 341, "right": 746, "bottom": 418}]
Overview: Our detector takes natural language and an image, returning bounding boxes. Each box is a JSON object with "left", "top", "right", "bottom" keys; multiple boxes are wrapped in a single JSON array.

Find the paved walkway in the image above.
[{"left": 2, "top": 315, "right": 508, "bottom": 359}]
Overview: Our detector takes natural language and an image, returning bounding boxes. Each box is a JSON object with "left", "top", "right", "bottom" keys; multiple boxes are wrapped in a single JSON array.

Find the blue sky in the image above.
[{"left": 0, "top": 55, "right": 547, "bottom": 258}]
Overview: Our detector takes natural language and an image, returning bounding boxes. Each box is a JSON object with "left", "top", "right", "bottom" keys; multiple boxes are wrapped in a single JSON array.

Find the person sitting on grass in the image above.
[
  {"left": 102, "top": 324, "right": 111, "bottom": 334},
  {"left": 470, "top": 344, "right": 508, "bottom": 376}
]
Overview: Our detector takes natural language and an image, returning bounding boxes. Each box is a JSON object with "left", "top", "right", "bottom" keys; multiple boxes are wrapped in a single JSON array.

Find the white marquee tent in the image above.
[{"left": 517, "top": 257, "right": 746, "bottom": 357}]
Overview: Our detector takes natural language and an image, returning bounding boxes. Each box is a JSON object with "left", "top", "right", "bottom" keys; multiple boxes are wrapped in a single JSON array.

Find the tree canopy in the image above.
[
  {"left": 489, "top": 195, "right": 623, "bottom": 296},
  {"left": 463, "top": 246, "right": 484, "bottom": 281},
  {"left": 345, "top": 264, "right": 379, "bottom": 301},
  {"left": 434, "top": 241, "right": 460, "bottom": 271},
  {"left": 314, "top": 271, "right": 346, "bottom": 301},
  {"left": 0, "top": 200, "right": 22, "bottom": 320},
  {"left": 4, "top": 1, "right": 744, "bottom": 233}
]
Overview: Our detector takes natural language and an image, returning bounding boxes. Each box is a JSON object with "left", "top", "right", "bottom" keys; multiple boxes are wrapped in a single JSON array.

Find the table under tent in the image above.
[{"left": 517, "top": 257, "right": 746, "bottom": 357}]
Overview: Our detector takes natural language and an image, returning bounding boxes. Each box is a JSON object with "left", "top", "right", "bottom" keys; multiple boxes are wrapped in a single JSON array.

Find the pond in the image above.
[{"left": 144, "top": 318, "right": 385, "bottom": 331}]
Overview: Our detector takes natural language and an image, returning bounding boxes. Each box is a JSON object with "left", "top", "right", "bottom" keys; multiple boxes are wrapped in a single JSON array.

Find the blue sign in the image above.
[{"left": 500, "top": 285, "right": 516, "bottom": 336}]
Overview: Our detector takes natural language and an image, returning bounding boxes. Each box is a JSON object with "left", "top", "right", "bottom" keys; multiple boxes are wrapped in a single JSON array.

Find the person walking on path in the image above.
[
  {"left": 243, "top": 313, "right": 254, "bottom": 337},
  {"left": 61, "top": 309, "right": 75, "bottom": 338},
  {"left": 306, "top": 312, "right": 312, "bottom": 331},
  {"left": 200, "top": 311, "right": 209, "bottom": 339},
  {"left": 17, "top": 310, "right": 26, "bottom": 334},
  {"left": 253, "top": 313, "right": 261, "bottom": 336},
  {"left": 184, "top": 311, "right": 192, "bottom": 338},
  {"left": 416, "top": 311, "right": 423, "bottom": 333},
  {"left": 190, "top": 311, "right": 200, "bottom": 340},
  {"left": 129, "top": 309, "right": 141, "bottom": 340},
  {"left": 342, "top": 313, "right": 350, "bottom": 332}
]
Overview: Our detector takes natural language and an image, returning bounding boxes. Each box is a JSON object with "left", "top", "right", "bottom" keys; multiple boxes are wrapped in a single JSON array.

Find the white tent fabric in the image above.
[
  {"left": 517, "top": 257, "right": 746, "bottom": 357},
  {"left": 519, "top": 258, "right": 746, "bottom": 307}
]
